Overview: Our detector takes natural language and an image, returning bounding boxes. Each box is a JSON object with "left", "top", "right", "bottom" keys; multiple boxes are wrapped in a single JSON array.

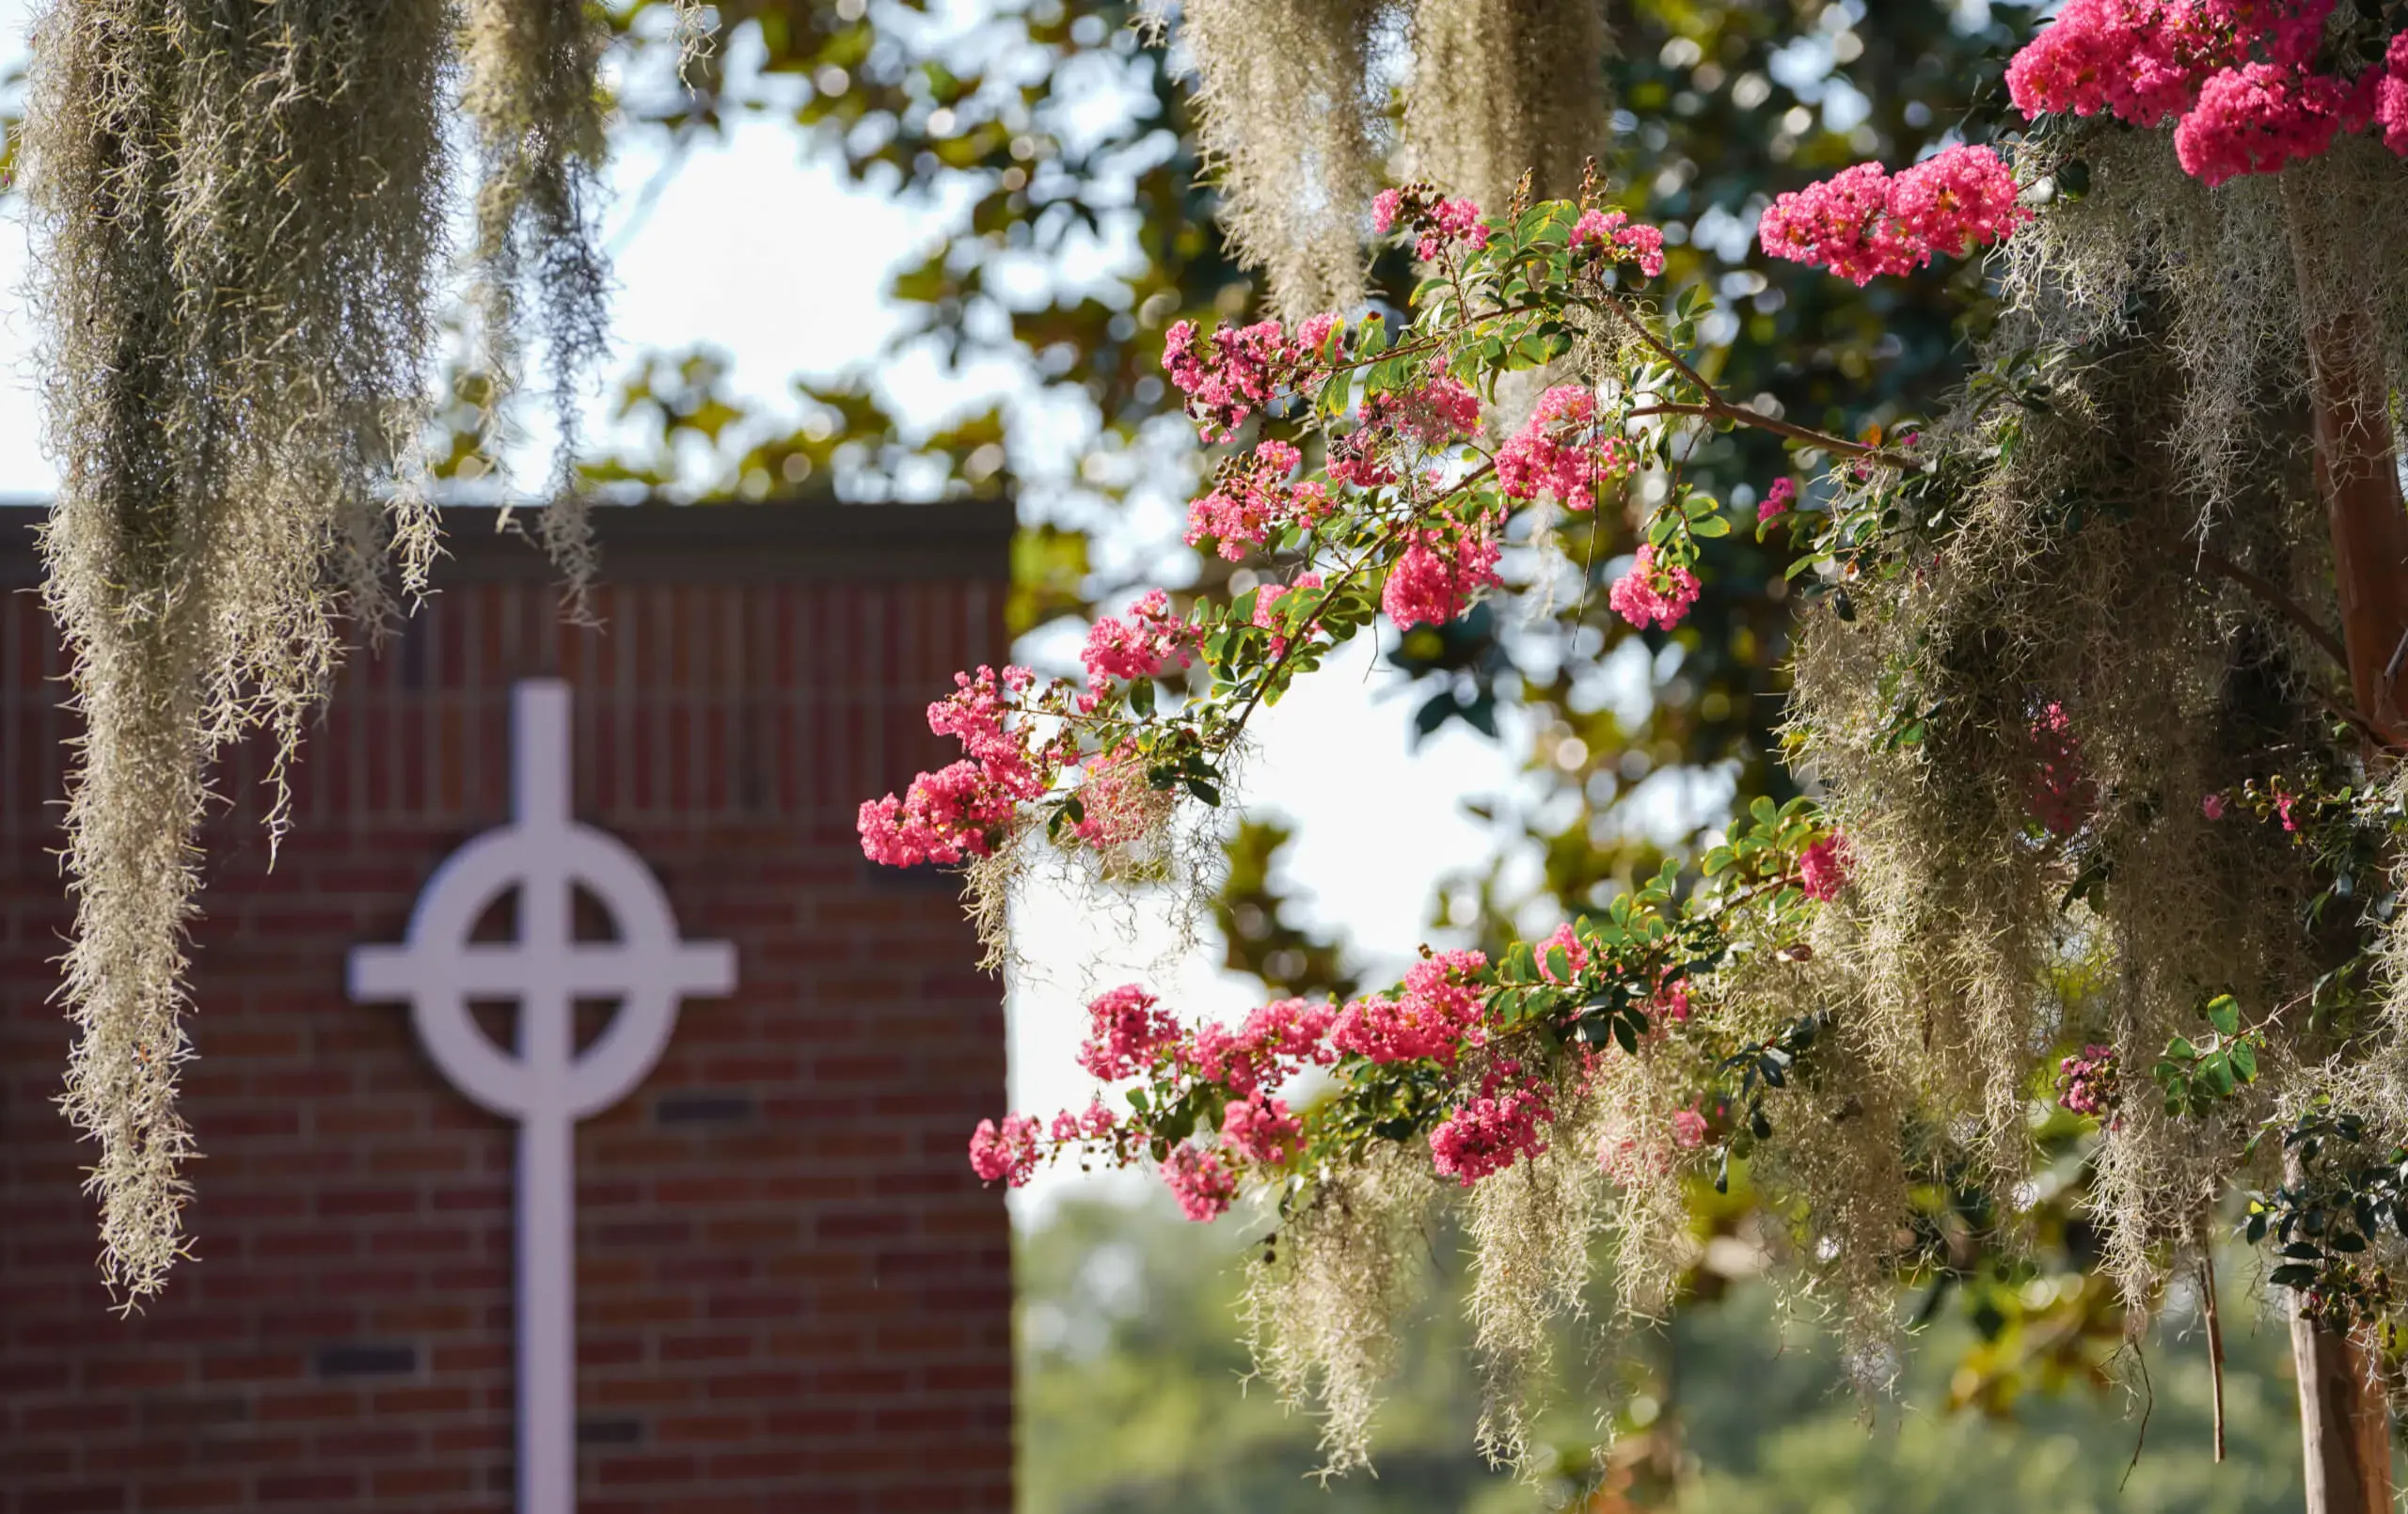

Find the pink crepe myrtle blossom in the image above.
[
  {"left": 1220, "top": 1093, "right": 1304, "bottom": 1166},
  {"left": 1652, "top": 977, "right": 1693, "bottom": 1025},
  {"left": 1418, "top": 197, "right": 1492, "bottom": 260},
  {"left": 2004, "top": 0, "right": 2404, "bottom": 185},
  {"left": 1160, "top": 316, "right": 1332, "bottom": 440},
  {"left": 1186, "top": 440, "right": 1335, "bottom": 559},
  {"left": 2004, "top": 0, "right": 2332, "bottom": 129},
  {"left": 2379, "top": 32, "right": 2408, "bottom": 153},
  {"left": 1373, "top": 185, "right": 1494, "bottom": 260},
  {"left": 1082, "top": 590, "right": 1197, "bottom": 689},
  {"left": 1328, "top": 374, "right": 1484, "bottom": 488},
  {"left": 1239, "top": 997, "right": 1339, "bottom": 1068},
  {"left": 1382, "top": 522, "right": 1504, "bottom": 629},
  {"left": 1798, "top": 833, "right": 1852, "bottom": 902},
  {"left": 1430, "top": 1059, "right": 1556, "bottom": 1185},
  {"left": 1671, "top": 1109, "right": 1709, "bottom": 1150},
  {"left": 1496, "top": 385, "right": 1631, "bottom": 509},
  {"left": 2202, "top": 792, "right": 2228, "bottom": 820},
  {"left": 1050, "top": 1098, "right": 1119, "bottom": 1144},
  {"left": 1537, "top": 922, "right": 1589, "bottom": 986},
  {"left": 2056, "top": 1043, "right": 2121, "bottom": 1121},
  {"left": 1607, "top": 543, "right": 1703, "bottom": 631},
  {"left": 2024, "top": 702, "right": 2096, "bottom": 839},
  {"left": 1330, "top": 950, "right": 1490, "bottom": 1066},
  {"left": 2174, "top": 61, "right": 2362, "bottom": 185},
  {"left": 859, "top": 665, "right": 1054, "bottom": 866},
  {"left": 1758, "top": 477, "right": 1798, "bottom": 523},
  {"left": 969, "top": 1112, "right": 1043, "bottom": 1187},
  {"left": 1186, "top": 1020, "right": 1273, "bottom": 1098},
  {"left": 1759, "top": 145, "right": 2028, "bottom": 285},
  {"left": 1162, "top": 1143, "right": 1238, "bottom": 1222},
  {"left": 1077, "top": 984, "right": 1181, "bottom": 1081},
  {"left": 1569, "top": 207, "right": 1668, "bottom": 277},
  {"left": 1252, "top": 572, "right": 1326, "bottom": 659}
]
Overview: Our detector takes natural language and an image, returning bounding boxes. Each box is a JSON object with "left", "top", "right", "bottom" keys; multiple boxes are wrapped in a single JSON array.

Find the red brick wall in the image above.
[{"left": 0, "top": 505, "right": 1017, "bottom": 1512}]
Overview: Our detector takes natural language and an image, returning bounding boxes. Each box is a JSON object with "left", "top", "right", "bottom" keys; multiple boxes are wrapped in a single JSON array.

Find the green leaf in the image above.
[
  {"left": 2205, "top": 994, "right": 2241, "bottom": 1036},
  {"left": 1692, "top": 513, "right": 1732, "bottom": 539}
]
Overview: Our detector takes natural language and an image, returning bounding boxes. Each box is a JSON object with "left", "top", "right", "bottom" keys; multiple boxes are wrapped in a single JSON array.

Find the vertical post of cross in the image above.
[{"left": 512, "top": 680, "right": 574, "bottom": 1514}]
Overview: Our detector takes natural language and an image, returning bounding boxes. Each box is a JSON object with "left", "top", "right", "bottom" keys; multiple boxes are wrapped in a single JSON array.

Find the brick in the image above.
[{"left": 1, "top": 520, "right": 1013, "bottom": 1511}]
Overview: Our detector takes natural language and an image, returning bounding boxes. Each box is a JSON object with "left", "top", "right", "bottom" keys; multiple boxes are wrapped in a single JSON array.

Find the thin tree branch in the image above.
[
  {"left": 2194, "top": 544, "right": 2351, "bottom": 670},
  {"left": 2203, "top": 1250, "right": 2228, "bottom": 1463}
]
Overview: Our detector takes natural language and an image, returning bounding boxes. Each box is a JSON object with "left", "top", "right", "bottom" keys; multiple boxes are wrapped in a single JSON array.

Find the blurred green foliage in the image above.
[{"left": 1021, "top": 1195, "right": 2318, "bottom": 1513}]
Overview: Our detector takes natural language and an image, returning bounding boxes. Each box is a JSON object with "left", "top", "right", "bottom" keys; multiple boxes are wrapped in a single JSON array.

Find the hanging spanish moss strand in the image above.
[
  {"left": 1142, "top": 0, "right": 1392, "bottom": 317},
  {"left": 24, "top": 0, "right": 450, "bottom": 1301},
  {"left": 1782, "top": 136, "right": 2379, "bottom": 1321},
  {"left": 1403, "top": 0, "right": 1610, "bottom": 208},
  {"left": 462, "top": 0, "right": 614, "bottom": 596}
]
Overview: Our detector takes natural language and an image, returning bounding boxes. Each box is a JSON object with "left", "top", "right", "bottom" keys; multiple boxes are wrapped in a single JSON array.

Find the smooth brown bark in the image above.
[
  {"left": 2285, "top": 176, "right": 2402, "bottom": 1514},
  {"left": 2290, "top": 1313, "right": 2394, "bottom": 1514},
  {"left": 2288, "top": 178, "right": 2408, "bottom": 744}
]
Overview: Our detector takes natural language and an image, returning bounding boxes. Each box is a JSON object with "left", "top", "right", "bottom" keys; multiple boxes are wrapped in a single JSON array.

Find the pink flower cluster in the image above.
[
  {"left": 1252, "top": 572, "right": 1325, "bottom": 659},
  {"left": 1162, "top": 317, "right": 1327, "bottom": 440},
  {"left": 969, "top": 1112, "right": 1043, "bottom": 1186},
  {"left": 1328, "top": 375, "right": 1484, "bottom": 489},
  {"left": 1330, "top": 950, "right": 1489, "bottom": 1066},
  {"left": 1496, "top": 386, "right": 1631, "bottom": 510},
  {"left": 1671, "top": 1109, "right": 1709, "bottom": 1150},
  {"left": 1798, "top": 832, "right": 1851, "bottom": 903},
  {"left": 2383, "top": 33, "right": 2408, "bottom": 153},
  {"left": 1758, "top": 145, "right": 2029, "bottom": 286},
  {"left": 1758, "top": 477, "right": 1798, "bottom": 523},
  {"left": 1078, "top": 984, "right": 1181, "bottom": 1081},
  {"left": 1537, "top": 922, "right": 1589, "bottom": 986},
  {"left": 1373, "top": 186, "right": 1493, "bottom": 260},
  {"left": 1179, "top": 996, "right": 1342, "bottom": 1101},
  {"left": 2024, "top": 702, "right": 2095, "bottom": 839},
  {"left": 1652, "top": 977, "right": 1692, "bottom": 1026},
  {"left": 1607, "top": 543, "right": 1703, "bottom": 632},
  {"left": 1382, "top": 521, "right": 1503, "bottom": 629},
  {"left": 1429, "top": 1059, "right": 1556, "bottom": 1185},
  {"left": 2056, "top": 1042, "right": 2121, "bottom": 1120},
  {"left": 2003, "top": 0, "right": 2408, "bottom": 186},
  {"left": 1082, "top": 589, "right": 1197, "bottom": 688},
  {"left": 2178, "top": 61, "right": 2359, "bottom": 184},
  {"left": 1570, "top": 208, "right": 1668, "bottom": 277},
  {"left": 1220, "top": 1093, "right": 1304, "bottom": 1166},
  {"left": 1185, "top": 440, "right": 1334, "bottom": 560},
  {"left": 2005, "top": 0, "right": 2328, "bottom": 130},
  {"left": 859, "top": 665, "right": 1054, "bottom": 867},
  {"left": 1049, "top": 1097, "right": 1120, "bottom": 1144},
  {"left": 1162, "top": 1143, "right": 1238, "bottom": 1222}
]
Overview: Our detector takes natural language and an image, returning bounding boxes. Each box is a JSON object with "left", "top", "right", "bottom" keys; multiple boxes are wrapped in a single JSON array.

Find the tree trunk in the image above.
[
  {"left": 2291, "top": 1310, "right": 2394, "bottom": 1513},
  {"left": 2284, "top": 173, "right": 2403, "bottom": 1514},
  {"left": 2286, "top": 176, "right": 2408, "bottom": 744}
]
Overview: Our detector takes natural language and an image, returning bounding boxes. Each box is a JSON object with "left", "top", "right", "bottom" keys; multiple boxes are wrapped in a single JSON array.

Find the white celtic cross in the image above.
[{"left": 348, "top": 680, "right": 737, "bottom": 1514}]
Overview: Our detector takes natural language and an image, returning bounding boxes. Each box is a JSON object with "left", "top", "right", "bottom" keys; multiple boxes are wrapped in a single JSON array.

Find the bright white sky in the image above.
[{"left": 0, "top": 4, "right": 1540, "bottom": 1216}]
